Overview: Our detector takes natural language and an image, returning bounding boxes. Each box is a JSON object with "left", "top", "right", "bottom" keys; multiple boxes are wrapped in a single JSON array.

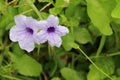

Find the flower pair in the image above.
[{"left": 9, "top": 15, "right": 69, "bottom": 52}]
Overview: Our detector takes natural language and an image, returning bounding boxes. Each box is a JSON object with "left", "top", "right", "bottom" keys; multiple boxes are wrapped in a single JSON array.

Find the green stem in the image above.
[
  {"left": 91, "top": 52, "right": 120, "bottom": 59},
  {"left": 40, "top": 2, "right": 52, "bottom": 12},
  {"left": 30, "top": 4, "right": 42, "bottom": 19},
  {"left": 78, "top": 47, "right": 113, "bottom": 80},
  {"left": 42, "top": 72, "right": 48, "bottom": 80},
  {"left": 48, "top": 44, "right": 52, "bottom": 58},
  {"left": 37, "top": 45, "right": 41, "bottom": 55},
  {"left": 50, "top": 55, "right": 57, "bottom": 77},
  {"left": 70, "top": 26, "right": 74, "bottom": 35},
  {"left": 96, "top": 35, "right": 106, "bottom": 57},
  {"left": 26, "top": 0, "right": 42, "bottom": 19},
  {"left": 1, "top": 75, "right": 21, "bottom": 80},
  {"left": 19, "top": 9, "right": 33, "bottom": 15}
]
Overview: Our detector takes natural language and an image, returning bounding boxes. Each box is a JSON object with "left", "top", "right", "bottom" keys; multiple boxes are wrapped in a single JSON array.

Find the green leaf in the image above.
[
  {"left": 26, "top": 0, "right": 35, "bottom": 4},
  {"left": 38, "top": 0, "right": 52, "bottom": 2},
  {"left": 112, "top": 76, "right": 120, "bottom": 80},
  {"left": 62, "top": 33, "right": 78, "bottom": 51},
  {"left": 55, "top": 0, "right": 66, "bottom": 8},
  {"left": 49, "top": 7, "right": 62, "bottom": 15},
  {"left": 86, "top": 0, "right": 113, "bottom": 35},
  {"left": 60, "top": 67, "right": 81, "bottom": 80},
  {"left": 65, "top": 4, "right": 80, "bottom": 19},
  {"left": 113, "top": 77, "right": 120, "bottom": 80},
  {"left": 65, "top": 4, "right": 81, "bottom": 27},
  {"left": 51, "top": 77, "right": 61, "bottom": 80},
  {"left": 116, "top": 68, "right": 120, "bottom": 76},
  {"left": 68, "top": 17, "right": 80, "bottom": 27},
  {"left": 88, "top": 24, "right": 101, "bottom": 37},
  {"left": 49, "top": 0, "right": 65, "bottom": 15},
  {"left": 88, "top": 24, "right": 102, "bottom": 43},
  {"left": 9, "top": 44, "right": 42, "bottom": 76},
  {"left": 5, "top": 21, "right": 15, "bottom": 30},
  {"left": 68, "top": 0, "right": 81, "bottom": 6},
  {"left": 0, "top": 6, "right": 17, "bottom": 29},
  {"left": 0, "top": 0, "right": 4, "bottom": 13},
  {"left": 62, "top": 33, "right": 74, "bottom": 51},
  {"left": 0, "top": 15, "right": 13, "bottom": 29},
  {"left": 87, "top": 57, "right": 115, "bottom": 80},
  {"left": 10, "top": 53, "right": 42, "bottom": 76},
  {"left": 98, "top": 0, "right": 116, "bottom": 17},
  {"left": 59, "top": 14, "right": 68, "bottom": 25},
  {"left": 112, "top": 3, "right": 120, "bottom": 18},
  {"left": 18, "top": 0, "right": 36, "bottom": 17},
  {"left": 74, "top": 27, "right": 93, "bottom": 44},
  {"left": 7, "top": 6, "right": 18, "bottom": 16},
  {"left": 39, "top": 12, "right": 49, "bottom": 19}
]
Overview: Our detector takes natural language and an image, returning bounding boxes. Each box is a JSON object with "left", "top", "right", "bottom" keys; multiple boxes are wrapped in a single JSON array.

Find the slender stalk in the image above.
[
  {"left": 40, "top": 2, "right": 52, "bottom": 12},
  {"left": 14, "top": 4, "right": 28, "bottom": 8},
  {"left": 50, "top": 55, "right": 57, "bottom": 77},
  {"left": 8, "top": 0, "right": 18, "bottom": 5},
  {"left": 30, "top": 4, "right": 42, "bottom": 19},
  {"left": 90, "top": 52, "right": 120, "bottom": 59},
  {"left": 48, "top": 44, "right": 52, "bottom": 58},
  {"left": 37, "top": 45, "right": 41, "bottom": 55},
  {"left": 26, "top": 0, "right": 42, "bottom": 19},
  {"left": 1, "top": 75, "right": 21, "bottom": 80},
  {"left": 96, "top": 35, "right": 106, "bottom": 57},
  {"left": 70, "top": 26, "right": 74, "bottom": 35},
  {"left": 78, "top": 47, "right": 113, "bottom": 80},
  {"left": 19, "top": 9, "right": 33, "bottom": 15},
  {"left": 42, "top": 72, "right": 48, "bottom": 80}
]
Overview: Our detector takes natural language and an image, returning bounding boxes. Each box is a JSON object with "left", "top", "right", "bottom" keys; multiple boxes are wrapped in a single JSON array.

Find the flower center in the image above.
[
  {"left": 26, "top": 27, "right": 33, "bottom": 34},
  {"left": 47, "top": 27, "right": 55, "bottom": 33}
]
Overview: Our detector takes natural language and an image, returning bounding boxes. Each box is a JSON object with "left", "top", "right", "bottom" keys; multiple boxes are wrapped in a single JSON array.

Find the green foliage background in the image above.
[{"left": 0, "top": 0, "right": 120, "bottom": 80}]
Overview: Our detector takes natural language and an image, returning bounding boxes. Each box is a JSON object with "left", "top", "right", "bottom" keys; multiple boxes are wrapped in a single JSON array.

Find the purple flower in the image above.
[
  {"left": 9, "top": 15, "right": 39, "bottom": 52},
  {"left": 36, "top": 15, "right": 69, "bottom": 47}
]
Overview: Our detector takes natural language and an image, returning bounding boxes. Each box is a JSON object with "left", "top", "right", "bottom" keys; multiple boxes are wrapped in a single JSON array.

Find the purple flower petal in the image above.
[
  {"left": 25, "top": 17, "right": 39, "bottom": 32},
  {"left": 48, "top": 33, "right": 62, "bottom": 47},
  {"left": 36, "top": 20, "right": 48, "bottom": 30},
  {"left": 18, "top": 37, "right": 34, "bottom": 52},
  {"left": 15, "top": 15, "right": 26, "bottom": 27},
  {"left": 9, "top": 15, "right": 40, "bottom": 52},
  {"left": 35, "top": 31, "right": 48, "bottom": 44},
  {"left": 56, "top": 26, "right": 69, "bottom": 36},
  {"left": 36, "top": 14, "right": 69, "bottom": 47},
  {"left": 47, "top": 15, "right": 59, "bottom": 27},
  {"left": 9, "top": 26, "right": 26, "bottom": 42}
]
